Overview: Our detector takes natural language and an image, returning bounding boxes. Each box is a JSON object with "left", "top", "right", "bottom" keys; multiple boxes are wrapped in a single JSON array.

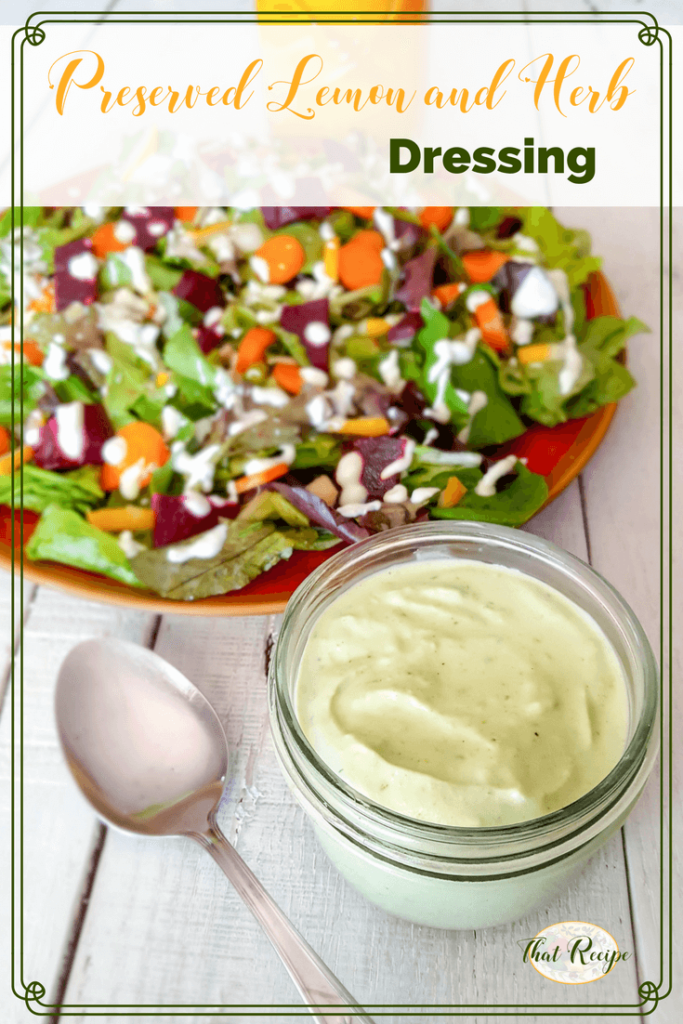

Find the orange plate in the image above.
[{"left": 0, "top": 272, "right": 622, "bottom": 616}]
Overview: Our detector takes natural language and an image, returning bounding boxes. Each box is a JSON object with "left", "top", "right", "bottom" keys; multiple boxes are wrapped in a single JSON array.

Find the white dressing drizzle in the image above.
[
  {"left": 167, "top": 522, "right": 228, "bottom": 564},
  {"left": 55, "top": 402, "right": 85, "bottom": 461},
  {"left": 337, "top": 500, "right": 381, "bottom": 518},
  {"left": 474, "top": 454, "right": 518, "bottom": 497},
  {"left": 380, "top": 438, "right": 415, "bottom": 480},
  {"left": 383, "top": 484, "right": 409, "bottom": 503},
  {"left": 335, "top": 451, "right": 368, "bottom": 506}
]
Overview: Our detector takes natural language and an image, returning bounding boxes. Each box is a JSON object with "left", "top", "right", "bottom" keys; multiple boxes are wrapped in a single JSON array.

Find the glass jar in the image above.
[{"left": 268, "top": 522, "right": 659, "bottom": 930}]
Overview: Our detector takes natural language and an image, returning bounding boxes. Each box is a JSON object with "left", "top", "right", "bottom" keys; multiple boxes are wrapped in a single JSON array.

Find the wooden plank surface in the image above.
[
  {"left": 556, "top": 206, "right": 679, "bottom": 1021},
  {"left": 0, "top": 585, "right": 157, "bottom": 1023}
]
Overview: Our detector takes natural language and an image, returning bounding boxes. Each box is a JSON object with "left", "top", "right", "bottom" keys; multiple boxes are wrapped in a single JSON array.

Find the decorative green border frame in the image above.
[{"left": 9, "top": 7, "right": 673, "bottom": 1017}]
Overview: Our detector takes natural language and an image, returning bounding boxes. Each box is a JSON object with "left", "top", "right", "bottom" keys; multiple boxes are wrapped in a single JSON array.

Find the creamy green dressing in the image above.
[{"left": 295, "top": 560, "right": 629, "bottom": 827}]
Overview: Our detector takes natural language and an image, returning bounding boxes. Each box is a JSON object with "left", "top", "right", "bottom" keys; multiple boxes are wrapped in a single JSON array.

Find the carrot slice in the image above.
[
  {"left": 233, "top": 462, "right": 289, "bottom": 494},
  {"left": 100, "top": 422, "right": 170, "bottom": 492},
  {"left": 342, "top": 206, "right": 375, "bottom": 219},
  {"left": 517, "top": 343, "right": 553, "bottom": 365},
  {"left": 438, "top": 476, "right": 467, "bottom": 508},
  {"left": 338, "top": 417, "right": 390, "bottom": 437},
  {"left": 419, "top": 207, "right": 454, "bottom": 232},
  {"left": 338, "top": 238, "right": 385, "bottom": 291},
  {"left": 0, "top": 446, "right": 33, "bottom": 476},
  {"left": 272, "top": 362, "right": 302, "bottom": 395},
  {"left": 236, "top": 327, "right": 276, "bottom": 374},
  {"left": 1, "top": 340, "right": 44, "bottom": 366},
  {"left": 473, "top": 298, "right": 509, "bottom": 353},
  {"left": 174, "top": 206, "right": 198, "bottom": 223},
  {"left": 462, "top": 250, "right": 510, "bottom": 284},
  {"left": 351, "top": 230, "right": 384, "bottom": 252},
  {"left": 0, "top": 426, "right": 10, "bottom": 457},
  {"left": 86, "top": 506, "right": 155, "bottom": 533},
  {"left": 431, "top": 283, "right": 464, "bottom": 309},
  {"left": 90, "top": 220, "right": 128, "bottom": 259},
  {"left": 253, "top": 235, "right": 305, "bottom": 285}
]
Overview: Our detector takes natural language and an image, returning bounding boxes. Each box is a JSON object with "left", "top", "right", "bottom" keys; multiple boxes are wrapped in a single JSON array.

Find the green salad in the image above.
[{"left": 0, "top": 204, "right": 646, "bottom": 600}]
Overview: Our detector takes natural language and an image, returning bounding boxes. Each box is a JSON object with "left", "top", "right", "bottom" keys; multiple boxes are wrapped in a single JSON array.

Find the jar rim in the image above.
[{"left": 270, "top": 522, "right": 659, "bottom": 858}]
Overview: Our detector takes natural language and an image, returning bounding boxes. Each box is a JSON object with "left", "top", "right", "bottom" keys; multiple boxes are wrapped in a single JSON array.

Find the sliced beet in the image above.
[
  {"left": 196, "top": 325, "right": 224, "bottom": 354},
  {"left": 33, "top": 402, "right": 114, "bottom": 470},
  {"left": 54, "top": 238, "right": 97, "bottom": 311},
  {"left": 395, "top": 247, "right": 437, "bottom": 311},
  {"left": 172, "top": 270, "right": 224, "bottom": 313},
  {"left": 387, "top": 311, "right": 423, "bottom": 343},
  {"left": 151, "top": 492, "right": 237, "bottom": 547},
  {"left": 492, "top": 260, "right": 534, "bottom": 313},
  {"left": 280, "top": 298, "right": 330, "bottom": 370},
  {"left": 266, "top": 482, "right": 369, "bottom": 544},
  {"left": 120, "top": 207, "right": 175, "bottom": 251},
  {"left": 354, "top": 436, "right": 412, "bottom": 500},
  {"left": 261, "top": 207, "right": 330, "bottom": 230}
]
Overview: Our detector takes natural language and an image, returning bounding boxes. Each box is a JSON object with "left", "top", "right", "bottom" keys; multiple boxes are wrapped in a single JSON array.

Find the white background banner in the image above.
[{"left": 0, "top": 14, "right": 676, "bottom": 207}]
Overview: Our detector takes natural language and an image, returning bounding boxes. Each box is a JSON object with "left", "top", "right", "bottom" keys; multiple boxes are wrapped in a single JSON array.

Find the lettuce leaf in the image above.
[
  {"left": 103, "top": 335, "right": 166, "bottom": 430},
  {"left": 412, "top": 300, "right": 468, "bottom": 423},
  {"left": 520, "top": 315, "right": 645, "bottom": 425},
  {"left": 565, "top": 315, "right": 645, "bottom": 418},
  {"left": 131, "top": 519, "right": 292, "bottom": 600},
  {"left": 430, "top": 462, "right": 549, "bottom": 526},
  {"left": 0, "top": 206, "right": 42, "bottom": 237},
  {"left": 291, "top": 434, "right": 341, "bottom": 470},
  {"left": 451, "top": 348, "right": 526, "bottom": 447},
  {"left": 26, "top": 505, "right": 142, "bottom": 586},
  {"left": 0, "top": 364, "right": 44, "bottom": 427},
  {"left": 0, "top": 465, "right": 103, "bottom": 514},
  {"left": 468, "top": 207, "right": 502, "bottom": 232},
  {"left": 515, "top": 208, "right": 602, "bottom": 287},
  {"left": 163, "top": 323, "right": 217, "bottom": 387}
]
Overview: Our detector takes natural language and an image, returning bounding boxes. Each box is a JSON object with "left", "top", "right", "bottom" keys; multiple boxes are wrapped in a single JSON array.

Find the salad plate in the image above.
[{"left": 0, "top": 206, "right": 640, "bottom": 615}]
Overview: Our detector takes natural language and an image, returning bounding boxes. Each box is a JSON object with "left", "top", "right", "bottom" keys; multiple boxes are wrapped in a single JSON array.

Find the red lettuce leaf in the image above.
[
  {"left": 395, "top": 248, "right": 437, "bottom": 310},
  {"left": 387, "top": 311, "right": 423, "bottom": 343},
  {"left": 261, "top": 207, "right": 330, "bottom": 230},
  {"left": 266, "top": 482, "right": 369, "bottom": 544}
]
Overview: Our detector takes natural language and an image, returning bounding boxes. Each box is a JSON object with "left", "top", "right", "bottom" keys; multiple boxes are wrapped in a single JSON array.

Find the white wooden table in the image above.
[{"left": 0, "top": 208, "right": 677, "bottom": 1023}]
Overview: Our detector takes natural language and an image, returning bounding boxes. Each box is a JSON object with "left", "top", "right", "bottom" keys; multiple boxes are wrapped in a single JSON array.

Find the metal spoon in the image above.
[{"left": 55, "top": 637, "right": 374, "bottom": 1023}]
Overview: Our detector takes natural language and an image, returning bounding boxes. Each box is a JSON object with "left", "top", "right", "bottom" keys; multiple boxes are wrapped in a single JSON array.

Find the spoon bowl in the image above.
[
  {"left": 56, "top": 639, "right": 228, "bottom": 836},
  {"left": 55, "top": 638, "right": 373, "bottom": 1024}
]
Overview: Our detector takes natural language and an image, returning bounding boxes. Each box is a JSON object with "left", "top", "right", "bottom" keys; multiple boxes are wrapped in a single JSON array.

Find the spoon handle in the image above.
[{"left": 194, "top": 824, "right": 375, "bottom": 1024}]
